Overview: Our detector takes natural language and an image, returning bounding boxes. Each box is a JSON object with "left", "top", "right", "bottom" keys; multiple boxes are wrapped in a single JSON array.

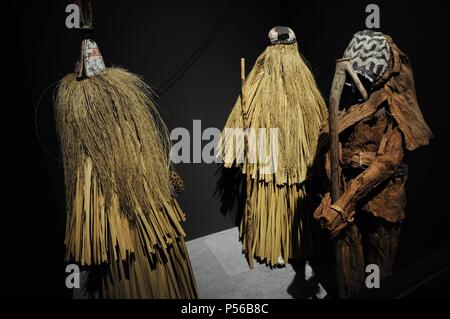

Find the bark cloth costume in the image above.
[{"left": 314, "top": 30, "right": 433, "bottom": 296}]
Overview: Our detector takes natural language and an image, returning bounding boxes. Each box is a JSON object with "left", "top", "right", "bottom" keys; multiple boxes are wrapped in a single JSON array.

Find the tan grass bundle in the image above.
[
  {"left": 220, "top": 27, "right": 327, "bottom": 267},
  {"left": 55, "top": 66, "right": 197, "bottom": 298}
]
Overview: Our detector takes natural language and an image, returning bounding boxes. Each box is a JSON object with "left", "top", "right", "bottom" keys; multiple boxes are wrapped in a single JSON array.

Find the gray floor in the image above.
[
  {"left": 74, "top": 226, "right": 327, "bottom": 299},
  {"left": 186, "top": 227, "right": 327, "bottom": 299}
]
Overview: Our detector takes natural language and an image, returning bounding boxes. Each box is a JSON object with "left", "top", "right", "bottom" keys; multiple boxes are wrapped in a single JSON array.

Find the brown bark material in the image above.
[
  {"left": 336, "top": 224, "right": 365, "bottom": 296},
  {"left": 315, "top": 115, "right": 405, "bottom": 237},
  {"left": 314, "top": 37, "right": 432, "bottom": 297},
  {"left": 363, "top": 215, "right": 402, "bottom": 277}
]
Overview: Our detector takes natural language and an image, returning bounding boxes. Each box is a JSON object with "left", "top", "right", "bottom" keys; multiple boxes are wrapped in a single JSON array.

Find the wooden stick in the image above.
[
  {"left": 329, "top": 59, "right": 347, "bottom": 203},
  {"left": 328, "top": 58, "right": 370, "bottom": 297},
  {"left": 344, "top": 61, "right": 368, "bottom": 100},
  {"left": 241, "top": 58, "right": 254, "bottom": 269},
  {"left": 329, "top": 58, "right": 349, "bottom": 298}
]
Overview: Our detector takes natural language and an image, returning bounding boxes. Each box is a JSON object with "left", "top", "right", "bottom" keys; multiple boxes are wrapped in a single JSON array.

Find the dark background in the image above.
[{"left": 4, "top": 0, "right": 447, "bottom": 298}]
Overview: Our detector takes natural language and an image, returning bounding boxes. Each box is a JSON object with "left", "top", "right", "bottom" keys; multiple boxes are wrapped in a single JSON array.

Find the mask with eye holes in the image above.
[{"left": 268, "top": 26, "right": 296, "bottom": 44}]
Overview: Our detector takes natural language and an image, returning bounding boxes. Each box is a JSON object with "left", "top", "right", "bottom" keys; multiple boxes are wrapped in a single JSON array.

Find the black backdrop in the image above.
[{"left": 5, "top": 0, "right": 448, "bottom": 298}]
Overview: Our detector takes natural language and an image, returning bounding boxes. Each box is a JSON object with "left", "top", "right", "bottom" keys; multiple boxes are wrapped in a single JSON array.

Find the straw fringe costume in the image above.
[
  {"left": 55, "top": 36, "right": 197, "bottom": 298},
  {"left": 220, "top": 27, "right": 327, "bottom": 267}
]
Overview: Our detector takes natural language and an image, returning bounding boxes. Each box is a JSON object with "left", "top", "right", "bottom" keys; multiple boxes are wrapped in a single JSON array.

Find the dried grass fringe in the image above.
[
  {"left": 240, "top": 179, "right": 316, "bottom": 266},
  {"left": 55, "top": 67, "right": 197, "bottom": 298},
  {"left": 221, "top": 43, "right": 327, "bottom": 185},
  {"left": 220, "top": 43, "right": 326, "bottom": 265}
]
